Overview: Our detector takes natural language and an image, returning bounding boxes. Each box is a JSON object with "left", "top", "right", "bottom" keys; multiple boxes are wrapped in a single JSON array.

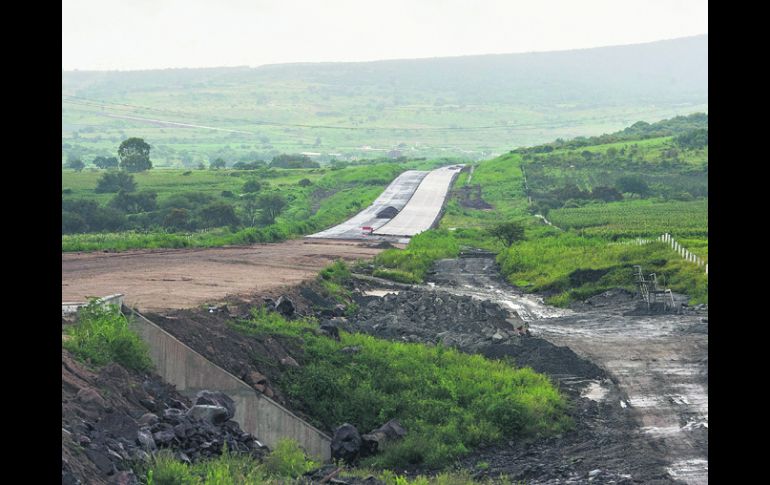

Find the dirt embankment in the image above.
[
  {"left": 61, "top": 239, "right": 385, "bottom": 312},
  {"left": 62, "top": 350, "right": 267, "bottom": 485}
]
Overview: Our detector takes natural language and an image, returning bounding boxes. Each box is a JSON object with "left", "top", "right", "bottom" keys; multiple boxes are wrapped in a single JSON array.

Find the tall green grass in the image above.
[
  {"left": 146, "top": 439, "right": 318, "bottom": 485},
  {"left": 63, "top": 300, "right": 153, "bottom": 372},
  {"left": 373, "top": 230, "right": 461, "bottom": 283},
  {"left": 233, "top": 310, "right": 569, "bottom": 468},
  {"left": 497, "top": 232, "right": 708, "bottom": 305}
]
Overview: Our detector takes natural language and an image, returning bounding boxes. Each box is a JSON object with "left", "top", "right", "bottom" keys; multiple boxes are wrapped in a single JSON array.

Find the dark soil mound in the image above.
[
  {"left": 480, "top": 336, "right": 605, "bottom": 380},
  {"left": 62, "top": 350, "right": 267, "bottom": 485},
  {"left": 351, "top": 289, "right": 527, "bottom": 352}
]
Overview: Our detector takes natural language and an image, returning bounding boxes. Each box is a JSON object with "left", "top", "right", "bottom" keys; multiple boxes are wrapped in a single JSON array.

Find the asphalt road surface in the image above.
[
  {"left": 374, "top": 165, "right": 463, "bottom": 237},
  {"left": 306, "top": 170, "right": 428, "bottom": 240}
]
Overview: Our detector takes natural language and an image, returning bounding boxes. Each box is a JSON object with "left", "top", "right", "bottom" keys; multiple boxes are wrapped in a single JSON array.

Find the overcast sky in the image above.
[{"left": 62, "top": 0, "right": 708, "bottom": 71}]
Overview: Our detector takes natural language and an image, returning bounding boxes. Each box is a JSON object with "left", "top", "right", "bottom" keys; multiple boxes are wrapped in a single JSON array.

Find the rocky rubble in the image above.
[
  {"left": 331, "top": 420, "right": 407, "bottom": 464},
  {"left": 62, "top": 350, "right": 267, "bottom": 485},
  {"left": 350, "top": 289, "right": 527, "bottom": 352}
]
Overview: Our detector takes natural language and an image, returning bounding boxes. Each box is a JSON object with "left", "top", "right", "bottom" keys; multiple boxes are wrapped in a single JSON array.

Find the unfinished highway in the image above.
[
  {"left": 308, "top": 164, "right": 463, "bottom": 241},
  {"left": 306, "top": 170, "right": 429, "bottom": 240}
]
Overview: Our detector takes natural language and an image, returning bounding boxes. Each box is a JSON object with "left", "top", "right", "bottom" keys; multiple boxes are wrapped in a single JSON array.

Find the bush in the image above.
[
  {"left": 147, "top": 451, "right": 196, "bottom": 485},
  {"left": 63, "top": 300, "right": 153, "bottom": 372},
  {"left": 488, "top": 221, "right": 526, "bottom": 246},
  {"left": 197, "top": 202, "right": 240, "bottom": 228},
  {"left": 262, "top": 438, "right": 319, "bottom": 477},
  {"left": 242, "top": 179, "right": 262, "bottom": 193},
  {"left": 62, "top": 211, "right": 87, "bottom": 234},
  {"left": 95, "top": 171, "right": 136, "bottom": 193},
  {"left": 109, "top": 190, "right": 158, "bottom": 214}
]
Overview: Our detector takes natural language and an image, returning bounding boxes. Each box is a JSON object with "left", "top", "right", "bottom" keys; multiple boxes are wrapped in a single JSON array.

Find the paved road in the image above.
[
  {"left": 374, "top": 165, "right": 464, "bottom": 237},
  {"left": 306, "top": 170, "right": 429, "bottom": 240}
]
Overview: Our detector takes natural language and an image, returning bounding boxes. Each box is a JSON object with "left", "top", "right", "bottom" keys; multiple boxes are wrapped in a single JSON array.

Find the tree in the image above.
[
  {"left": 93, "top": 156, "right": 119, "bottom": 169},
  {"left": 118, "top": 138, "right": 152, "bottom": 172},
  {"left": 163, "top": 208, "right": 191, "bottom": 230},
  {"left": 108, "top": 190, "right": 157, "bottom": 214},
  {"left": 210, "top": 158, "right": 227, "bottom": 170},
  {"left": 489, "top": 221, "right": 526, "bottom": 247},
  {"left": 591, "top": 186, "right": 624, "bottom": 202},
  {"left": 66, "top": 157, "right": 85, "bottom": 171},
  {"left": 257, "top": 193, "right": 287, "bottom": 224},
  {"left": 95, "top": 171, "right": 136, "bottom": 193},
  {"left": 297, "top": 178, "right": 312, "bottom": 187},
  {"left": 197, "top": 202, "right": 239, "bottom": 228},
  {"left": 240, "top": 194, "right": 260, "bottom": 227},
  {"left": 197, "top": 162, "right": 206, "bottom": 170},
  {"left": 616, "top": 176, "right": 650, "bottom": 197}
]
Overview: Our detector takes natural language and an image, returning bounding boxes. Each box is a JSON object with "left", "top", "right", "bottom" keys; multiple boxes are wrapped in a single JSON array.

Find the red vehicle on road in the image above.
[{"left": 361, "top": 226, "right": 374, "bottom": 235}]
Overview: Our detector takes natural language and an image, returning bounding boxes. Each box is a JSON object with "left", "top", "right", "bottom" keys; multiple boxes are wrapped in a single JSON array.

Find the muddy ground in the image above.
[
  {"left": 61, "top": 239, "right": 388, "bottom": 312},
  {"left": 420, "top": 256, "right": 708, "bottom": 484}
]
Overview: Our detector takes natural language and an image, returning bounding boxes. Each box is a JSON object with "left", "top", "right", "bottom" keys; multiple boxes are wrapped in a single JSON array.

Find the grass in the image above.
[
  {"left": 145, "top": 440, "right": 519, "bottom": 484},
  {"left": 232, "top": 310, "right": 569, "bottom": 469},
  {"left": 497, "top": 232, "right": 708, "bottom": 306},
  {"left": 373, "top": 230, "right": 461, "bottom": 283},
  {"left": 145, "top": 439, "right": 318, "bottom": 485},
  {"left": 63, "top": 300, "right": 153, "bottom": 372}
]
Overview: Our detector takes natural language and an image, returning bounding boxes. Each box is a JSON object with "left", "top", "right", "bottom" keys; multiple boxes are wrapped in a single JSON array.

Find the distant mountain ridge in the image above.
[{"left": 62, "top": 35, "right": 707, "bottom": 163}]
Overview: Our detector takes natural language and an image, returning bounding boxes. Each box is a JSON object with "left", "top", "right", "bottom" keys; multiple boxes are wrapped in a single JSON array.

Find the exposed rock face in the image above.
[{"left": 350, "top": 290, "right": 527, "bottom": 352}]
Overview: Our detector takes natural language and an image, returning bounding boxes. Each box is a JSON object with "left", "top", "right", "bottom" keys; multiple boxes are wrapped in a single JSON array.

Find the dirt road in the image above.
[
  {"left": 61, "top": 239, "right": 385, "bottom": 312},
  {"left": 425, "top": 256, "right": 708, "bottom": 484}
]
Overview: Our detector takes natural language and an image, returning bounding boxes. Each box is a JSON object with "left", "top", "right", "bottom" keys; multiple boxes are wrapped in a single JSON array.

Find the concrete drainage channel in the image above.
[{"left": 62, "top": 298, "right": 332, "bottom": 461}]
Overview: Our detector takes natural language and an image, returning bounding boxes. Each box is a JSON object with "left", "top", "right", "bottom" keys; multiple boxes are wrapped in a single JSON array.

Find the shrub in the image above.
[
  {"left": 95, "top": 171, "right": 136, "bottom": 193},
  {"left": 62, "top": 211, "right": 87, "bottom": 234},
  {"left": 242, "top": 179, "right": 262, "bottom": 193},
  {"left": 197, "top": 202, "right": 240, "bottom": 228},
  {"left": 147, "top": 450, "right": 196, "bottom": 485},
  {"left": 63, "top": 300, "right": 153, "bottom": 372},
  {"left": 488, "top": 221, "right": 526, "bottom": 247},
  {"left": 262, "top": 438, "right": 319, "bottom": 477},
  {"left": 109, "top": 190, "right": 158, "bottom": 213}
]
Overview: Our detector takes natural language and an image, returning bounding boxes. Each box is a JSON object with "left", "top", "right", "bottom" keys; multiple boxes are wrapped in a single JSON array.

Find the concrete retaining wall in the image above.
[{"left": 127, "top": 309, "right": 332, "bottom": 461}]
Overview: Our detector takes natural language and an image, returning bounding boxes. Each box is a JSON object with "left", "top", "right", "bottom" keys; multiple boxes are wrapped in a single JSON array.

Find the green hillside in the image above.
[{"left": 62, "top": 36, "right": 707, "bottom": 167}]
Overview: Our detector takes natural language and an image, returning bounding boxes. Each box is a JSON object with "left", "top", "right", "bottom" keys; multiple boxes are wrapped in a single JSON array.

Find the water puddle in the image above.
[
  {"left": 581, "top": 381, "right": 609, "bottom": 401},
  {"left": 363, "top": 289, "right": 400, "bottom": 297}
]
